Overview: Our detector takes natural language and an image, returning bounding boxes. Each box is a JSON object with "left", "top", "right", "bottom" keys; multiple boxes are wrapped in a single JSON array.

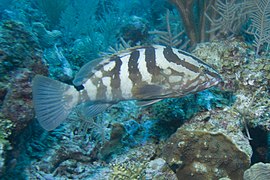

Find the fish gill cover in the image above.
[{"left": 0, "top": 0, "right": 269, "bottom": 179}]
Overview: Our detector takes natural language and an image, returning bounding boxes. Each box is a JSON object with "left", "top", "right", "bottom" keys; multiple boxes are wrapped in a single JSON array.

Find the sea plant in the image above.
[
  {"left": 169, "top": 0, "right": 270, "bottom": 54},
  {"left": 169, "top": 0, "right": 217, "bottom": 46},
  {"left": 246, "top": 0, "right": 270, "bottom": 57},
  {"left": 32, "top": 0, "right": 69, "bottom": 27},
  {"left": 149, "top": 9, "right": 188, "bottom": 49}
]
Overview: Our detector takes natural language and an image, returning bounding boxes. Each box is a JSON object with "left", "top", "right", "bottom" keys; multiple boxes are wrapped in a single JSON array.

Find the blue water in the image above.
[{"left": 0, "top": 0, "right": 269, "bottom": 179}]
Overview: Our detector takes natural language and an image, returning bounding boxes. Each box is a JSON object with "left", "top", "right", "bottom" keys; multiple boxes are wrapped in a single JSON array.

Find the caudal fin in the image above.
[{"left": 32, "top": 75, "right": 78, "bottom": 131}]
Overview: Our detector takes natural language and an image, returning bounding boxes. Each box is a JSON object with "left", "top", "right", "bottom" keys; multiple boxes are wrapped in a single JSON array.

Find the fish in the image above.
[{"left": 32, "top": 45, "right": 222, "bottom": 131}]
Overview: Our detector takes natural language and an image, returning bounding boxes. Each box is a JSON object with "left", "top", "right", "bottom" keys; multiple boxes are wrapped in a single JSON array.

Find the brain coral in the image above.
[{"left": 162, "top": 129, "right": 250, "bottom": 179}]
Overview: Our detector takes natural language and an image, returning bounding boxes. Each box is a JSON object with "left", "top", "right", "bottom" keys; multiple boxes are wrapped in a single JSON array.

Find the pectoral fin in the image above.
[{"left": 133, "top": 84, "right": 163, "bottom": 99}]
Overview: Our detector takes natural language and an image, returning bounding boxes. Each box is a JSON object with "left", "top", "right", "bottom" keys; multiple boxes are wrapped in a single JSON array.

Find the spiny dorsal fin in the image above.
[
  {"left": 73, "top": 45, "right": 158, "bottom": 86},
  {"left": 73, "top": 57, "right": 105, "bottom": 86}
]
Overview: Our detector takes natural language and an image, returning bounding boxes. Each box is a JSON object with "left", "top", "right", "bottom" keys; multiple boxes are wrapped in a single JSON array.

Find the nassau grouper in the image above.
[{"left": 32, "top": 45, "right": 222, "bottom": 131}]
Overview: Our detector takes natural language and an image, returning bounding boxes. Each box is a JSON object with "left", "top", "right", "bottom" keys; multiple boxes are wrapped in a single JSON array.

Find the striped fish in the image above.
[{"left": 33, "top": 45, "right": 222, "bottom": 131}]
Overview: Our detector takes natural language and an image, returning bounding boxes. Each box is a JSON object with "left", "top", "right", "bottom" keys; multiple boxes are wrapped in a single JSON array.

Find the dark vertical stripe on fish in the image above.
[
  {"left": 79, "top": 89, "right": 90, "bottom": 102},
  {"left": 145, "top": 47, "right": 160, "bottom": 76},
  {"left": 110, "top": 56, "right": 122, "bottom": 99},
  {"left": 128, "top": 50, "right": 142, "bottom": 84},
  {"left": 163, "top": 47, "right": 200, "bottom": 73}
]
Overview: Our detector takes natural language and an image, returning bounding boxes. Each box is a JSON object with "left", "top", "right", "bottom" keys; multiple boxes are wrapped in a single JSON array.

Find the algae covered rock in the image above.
[
  {"left": 244, "top": 162, "right": 270, "bottom": 180},
  {"left": 193, "top": 39, "right": 270, "bottom": 131},
  {"left": 162, "top": 114, "right": 252, "bottom": 180}
]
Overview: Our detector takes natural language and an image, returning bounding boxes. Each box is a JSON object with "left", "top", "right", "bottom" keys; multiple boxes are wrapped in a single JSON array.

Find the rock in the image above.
[
  {"left": 162, "top": 109, "right": 252, "bottom": 180},
  {"left": 193, "top": 39, "right": 270, "bottom": 131},
  {"left": 121, "top": 15, "right": 149, "bottom": 45},
  {"left": 32, "top": 22, "right": 62, "bottom": 48},
  {"left": 43, "top": 45, "right": 73, "bottom": 82},
  {"left": 163, "top": 129, "right": 250, "bottom": 179},
  {"left": 32, "top": 22, "right": 73, "bottom": 82},
  {"left": 244, "top": 162, "right": 270, "bottom": 180}
]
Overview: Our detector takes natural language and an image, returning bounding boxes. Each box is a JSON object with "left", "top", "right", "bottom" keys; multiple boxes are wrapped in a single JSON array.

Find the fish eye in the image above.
[
  {"left": 73, "top": 128, "right": 79, "bottom": 135},
  {"left": 199, "top": 66, "right": 206, "bottom": 73},
  {"left": 75, "top": 85, "right": 84, "bottom": 91}
]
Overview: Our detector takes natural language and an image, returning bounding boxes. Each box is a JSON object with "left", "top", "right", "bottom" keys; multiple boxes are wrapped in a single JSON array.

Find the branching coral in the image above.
[{"left": 110, "top": 161, "right": 147, "bottom": 180}]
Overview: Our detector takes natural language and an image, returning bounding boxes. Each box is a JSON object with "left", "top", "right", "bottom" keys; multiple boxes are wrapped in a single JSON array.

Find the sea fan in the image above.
[
  {"left": 149, "top": 9, "right": 187, "bottom": 49},
  {"left": 246, "top": 0, "right": 270, "bottom": 57},
  {"left": 206, "top": 0, "right": 245, "bottom": 38}
]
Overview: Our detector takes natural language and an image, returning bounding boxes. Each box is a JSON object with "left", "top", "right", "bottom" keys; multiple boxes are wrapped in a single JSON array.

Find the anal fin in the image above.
[
  {"left": 136, "top": 99, "right": 162, "bottom": 107},
  {"left": 82, "top": 103, "right": 112, "bottom": 118}
]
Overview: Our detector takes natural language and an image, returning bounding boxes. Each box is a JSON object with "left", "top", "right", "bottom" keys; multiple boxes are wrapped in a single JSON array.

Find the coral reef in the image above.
[
  {"left": 110, "top": 160, "right": 147, "bottom": 180},
  {"left": 158, "top": 38, "right": 270, "bottom": 179},
  {"left": 193, "top": 39, "right": 270, "bottom": 131},
  {"left": 0, "top": 20, "right": 48, "bottom": 177},
  {"left": 109, "top": 143, "right": 158, "bottom": 180},
  {"left": 244, "top": 162, "right": 270, "bottom": 180},
  {"left": 32, "top": 22, "right": 73, "bottom": 82},
  {"left": 0, "top": 0, "right": 269, "bottom": 177},
  {"left": 0, "top": 20, "right": 48, "bottom": 135},
  {"left": 169, "top": 0, "right": 213, "bottom": 45}
]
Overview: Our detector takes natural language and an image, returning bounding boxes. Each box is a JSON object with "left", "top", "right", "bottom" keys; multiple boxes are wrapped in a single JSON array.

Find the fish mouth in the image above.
[
  {"left": 202, "top": 76, "right": 223, "bottom": 88},
  {"left": 210, "top": 76, "right": 223, "bottom": 86}
]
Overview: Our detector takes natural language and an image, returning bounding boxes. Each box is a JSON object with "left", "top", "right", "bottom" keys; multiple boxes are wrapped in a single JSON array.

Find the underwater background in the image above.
[{"left": 0, "top": 0, "right": 269, "bottom": 179}]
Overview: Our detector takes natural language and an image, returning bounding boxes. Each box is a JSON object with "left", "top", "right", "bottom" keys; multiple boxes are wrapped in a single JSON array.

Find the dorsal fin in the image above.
[{"left": 73, "top": 58, "right": 104, "bottom": 86}]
